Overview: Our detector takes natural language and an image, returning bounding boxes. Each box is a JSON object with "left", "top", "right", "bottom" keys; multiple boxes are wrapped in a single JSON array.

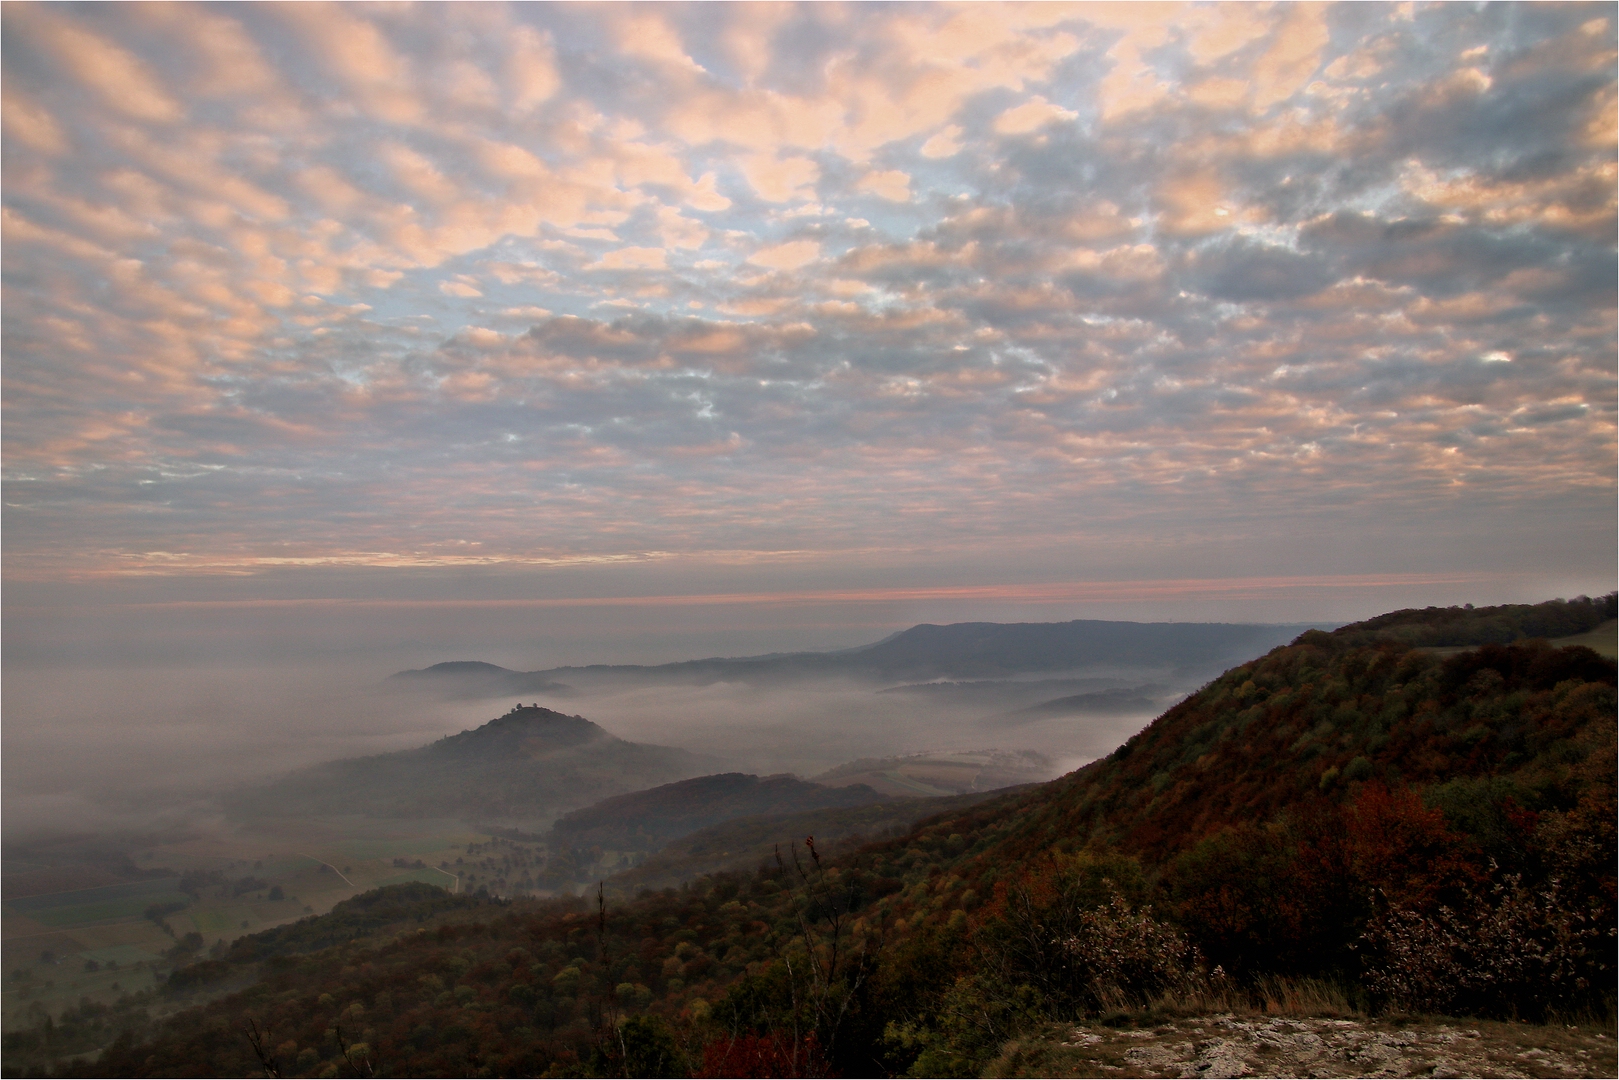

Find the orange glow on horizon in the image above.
[{"left": 11, "top": 571, "right": 1524, "bottom": 613}]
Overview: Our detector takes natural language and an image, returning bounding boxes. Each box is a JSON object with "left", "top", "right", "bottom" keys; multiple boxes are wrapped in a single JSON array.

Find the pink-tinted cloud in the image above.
[{"left": 0, "top": 1, "right": 1611, "bottom": 601}]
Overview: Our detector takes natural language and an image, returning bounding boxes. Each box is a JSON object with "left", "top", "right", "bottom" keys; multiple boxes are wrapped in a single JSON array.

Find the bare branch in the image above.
[{"left": 245, "top": 1018, "right": 281, "bottom": 1079}]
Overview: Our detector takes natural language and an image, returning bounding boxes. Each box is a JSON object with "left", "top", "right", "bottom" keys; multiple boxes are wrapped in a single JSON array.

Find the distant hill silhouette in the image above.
[
  {"left": 228, "top": 706, "right": 713, "bottom": 828},
  {"left": 812, "top": 749, "right": 1055, "bottom": 797},
  {"left": 431, "top": 706, "right": 606, "bottom": 756},
  {"left": 547, "top": 773, "right": 888, "bottom": 856},
  {"left": 407, "top": 661, "right": 507, "bottom": 675},
  {"left": 999, "top": 685, "right": 1170, "bottom": 722},
  {"left": 388, "top": 661, "right": 575, "bottom": 699},
  {"left": 392, "top": 618, "right": 1329, "bottom": 694},
  {"left": 833, "top": 620, "right": 1314, "bottom": 679}
]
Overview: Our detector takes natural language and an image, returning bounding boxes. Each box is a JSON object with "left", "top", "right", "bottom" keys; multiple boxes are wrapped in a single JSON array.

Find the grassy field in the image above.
[
  {"left": 4, "top": 879, "right": 186, "bottom": 927},
  {"left": 1553, "top": 618, "right": 1617, "bottom": 657},
  {"left": 1415, "top": 620, "right": 1617, "bottom": 660},
  {"left": 5, "top": 877, "right": 183, "bottom": 910}
]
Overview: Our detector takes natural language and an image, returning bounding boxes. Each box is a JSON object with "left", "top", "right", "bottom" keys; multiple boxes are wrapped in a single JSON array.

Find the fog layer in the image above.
[
  {"left": 3, "top": 608, "right": 1210, "bottom": 844},
  {"left": 2, "top": 664, "right": 507, "bottom": 842},
  {"left": 12, "top": 573, "right": 1602, "bottom": 844},
  {"left": 4, "top": 657, "right": 1162, "bottom": 844}
]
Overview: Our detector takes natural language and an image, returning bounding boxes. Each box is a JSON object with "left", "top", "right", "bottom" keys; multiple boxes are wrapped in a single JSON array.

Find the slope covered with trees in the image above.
[
  {"left": 604, "top": 789, "right": 1009, "bottom": 895},
  {"left": 548, "top": 774, "right": 888, "bottom": 856},
  {"left": 12, "top": 597, "right": 1613, "bottom": 1078}
]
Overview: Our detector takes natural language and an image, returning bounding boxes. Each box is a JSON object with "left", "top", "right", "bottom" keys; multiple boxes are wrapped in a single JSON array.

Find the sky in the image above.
[{"left": 3, "top": 1, "right": 1616, "bottom": 671}]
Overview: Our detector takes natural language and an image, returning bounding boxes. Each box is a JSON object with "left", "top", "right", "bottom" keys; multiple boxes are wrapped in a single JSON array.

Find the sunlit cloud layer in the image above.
[{"left": 3, "top": 2, "right": 1614, "bottom": 585}]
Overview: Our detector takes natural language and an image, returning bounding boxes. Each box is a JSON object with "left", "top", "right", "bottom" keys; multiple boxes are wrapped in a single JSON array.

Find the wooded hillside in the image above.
[{"left": 13, "top": 596, "right": 1614, "bottom": 1078}]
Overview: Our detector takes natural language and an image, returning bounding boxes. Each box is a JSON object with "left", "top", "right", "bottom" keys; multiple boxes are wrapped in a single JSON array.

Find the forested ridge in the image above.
[
  {"left": 7, "top": 596, "right": 1614, "bottom": 1078},
  {"left": 546, "top": 774, "right": 888, "bottom": 860}
]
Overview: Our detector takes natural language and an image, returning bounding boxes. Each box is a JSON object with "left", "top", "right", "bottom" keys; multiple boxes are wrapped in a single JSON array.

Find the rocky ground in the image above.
[{"left": 985, "top": 1014, "right": 1617, "bottom": 1078}]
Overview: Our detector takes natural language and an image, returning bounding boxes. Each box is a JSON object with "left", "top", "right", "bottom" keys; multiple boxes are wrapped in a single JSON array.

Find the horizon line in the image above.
[{"left": 0, "top": 571, "right": 1550, "bottom": 613}]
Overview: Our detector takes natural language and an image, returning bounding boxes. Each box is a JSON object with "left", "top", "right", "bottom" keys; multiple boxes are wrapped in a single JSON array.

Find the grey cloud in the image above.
[
  {"left": 1298, "top": 212, "right": 1565, "bottom": 298},
  {"left": 1176, "top": 238, "right": 1339, "bottom": 303},
  {"left": 1370, "top": 26, "right": 1611, "bottom": 169},
  {"left": 1515, "top": 403, "right": 1592, "bottom": 427}
]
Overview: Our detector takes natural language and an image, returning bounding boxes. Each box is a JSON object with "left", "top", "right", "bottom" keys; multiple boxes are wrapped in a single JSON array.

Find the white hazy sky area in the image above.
[{"left": 3, "top": 4, "right": 1616, "bottom": 689}]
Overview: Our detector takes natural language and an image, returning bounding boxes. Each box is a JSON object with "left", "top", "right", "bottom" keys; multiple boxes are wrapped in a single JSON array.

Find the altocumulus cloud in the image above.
[{"left": 1, "top": 2, "right": 1613, "bottom": 582}]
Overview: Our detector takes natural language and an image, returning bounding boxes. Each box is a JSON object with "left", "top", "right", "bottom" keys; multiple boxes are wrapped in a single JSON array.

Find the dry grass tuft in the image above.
[{"left": 1142, "top": 974, "right": 1359, "bottom": 1021}]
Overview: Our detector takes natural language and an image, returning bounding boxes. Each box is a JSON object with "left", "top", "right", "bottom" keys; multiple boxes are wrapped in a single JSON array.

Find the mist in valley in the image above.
[
  {"left": 7, "top": 565, "right": 1570, "bottom": 853},
  {"left": 3, "top": 663, "right": 494, "bottom": 844},
  {"left": 531, "top": 675, "right": 1156, "bottom": 776},
  {"left": 2, "top": 649, "right": 1165, "bottom": 847}
]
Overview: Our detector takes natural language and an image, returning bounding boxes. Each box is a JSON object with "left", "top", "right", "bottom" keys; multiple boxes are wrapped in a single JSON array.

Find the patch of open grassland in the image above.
[{"left": 1551, "top": 618, "right": 1617, "bottom": 658}]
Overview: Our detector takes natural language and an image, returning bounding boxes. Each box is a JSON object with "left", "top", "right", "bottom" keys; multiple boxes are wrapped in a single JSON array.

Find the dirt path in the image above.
[
  {"left": 296, "top": 853, "right": 355, "bottom": 887},
  {"left": 986, "top": 1015, "right": 1616, "bottom": 1078}
]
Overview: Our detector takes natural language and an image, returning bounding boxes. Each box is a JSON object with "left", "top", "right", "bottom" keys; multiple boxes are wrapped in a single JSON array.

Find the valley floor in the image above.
[{"left": 985, "top": 1015, "right": 1617, "bottom": 1079}]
